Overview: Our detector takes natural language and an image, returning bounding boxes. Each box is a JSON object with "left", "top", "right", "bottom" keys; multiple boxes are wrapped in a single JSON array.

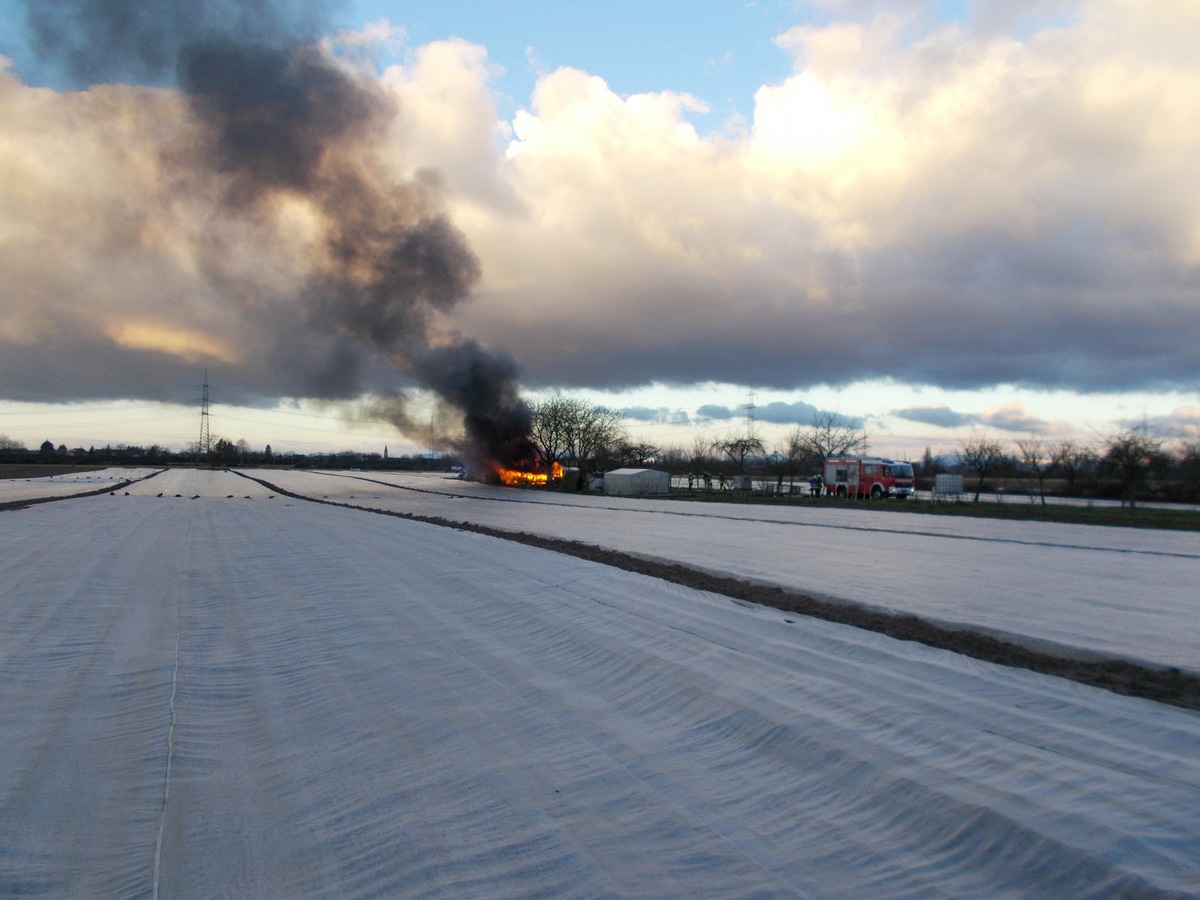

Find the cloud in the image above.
[
  {"left": 977, "top": 402, "right": 1051, "bottom": 434},
  {"left": 446, "top": 1, "right": 1200, "bottom": 396},
  {"left": 0, "top": 52, "right": 478, "bottom": 402},
  {"left": 1165, "top": 408, "right": 1200, "bottom": 442},
  {"left": 696, "top": 404, "right": 737, "bottom": 422},
  {"left": 3, "top": 1, "right": 1199, "bottom": 427},
  {"left": 619, "top": 406, "right": 691, "bottom": 425},
  {"left": 756, "top": 400, "right": 822, "bottom": 425},
  {"left": 893, "top": 406, "right": 978, "bottom": 428},
  {"left": 1119, "top": 406, "right": 1200, "bottom": 443},
  {"left": 690, "top": 399, "right": 850, "bottom": 427},
  {"left": 24, "top": 0, "right": 333, "bottom": 85},
  {"left": 895, "top": 401, "right": 1051, "bottom": 433},
  {"left": 619, "top": 406, "right": 663, "bottom": 422}
]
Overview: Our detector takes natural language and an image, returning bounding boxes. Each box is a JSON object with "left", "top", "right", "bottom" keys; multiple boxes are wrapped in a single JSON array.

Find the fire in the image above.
[{"left": 496, "top": 461, "right": 564, "bottom": 486}]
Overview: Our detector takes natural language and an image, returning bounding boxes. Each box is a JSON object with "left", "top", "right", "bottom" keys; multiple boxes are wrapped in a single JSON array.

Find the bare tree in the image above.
[
  {"left": 528, "top": 397, "right": 627, "bottom": 488},
  {"left": 798, "top": 411, "right": 868, "bottom": 462},
  {"left": 689, "top": 435, "right": 715, "bottom": 471},
  {"left": 712, "top": 435, "right": 765, "bottom": 473},
  {"left": 958, "top": 433, "right": 1006, "bottom": 502},
  {"left": 1053, "top": 439, "right": 1094, "bottom": 495},
  {"left": 1179, "top": 442, "right": 1200, "bottom": 495},
  {"left": 618, "top": 439, "right": 660, "bottom": 467},
  {"left": 566, "top": 402, "right": 625, "bottom": 487},
  {"left": 529, "top": 396, "right": 575, "bottom": 482},
  {"left": 654, "top": 444, "right": 690, "bottom": 473},
  {"left": 775, "top": 428, "right": 810, "bottom": 492},
  {"left": 919, "top": 446, "right": 941, "bottom": 476},
  {"left": 1102, "top": 427, "right": 1169, "bottom": 508},
  {"left": 1016, "top": 437, "right": 1057, "bottom": 506}
]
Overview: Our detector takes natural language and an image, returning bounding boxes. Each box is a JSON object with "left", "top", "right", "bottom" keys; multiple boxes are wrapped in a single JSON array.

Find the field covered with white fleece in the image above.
[
  {"left": 1, "top": 467, "right": 1198, "bottom": 896},
  {"left": 0, "top": 467, "right": 160, "bottom": 504},
  {"left": 261, "top": 469, "right": 1200, "bottom": 673}
]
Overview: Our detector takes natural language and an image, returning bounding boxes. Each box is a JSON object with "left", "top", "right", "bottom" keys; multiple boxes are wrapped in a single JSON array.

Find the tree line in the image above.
[
  {"left": 0, "top": 437, "right": 455, "bottom": 472},
  {"left": 523, "top": 400, "right": 1198, "bottom": 506},
  {"left": 523, "top": 401, "right": 871, "bottom": 491},
  {"left": 946, "top": 429, "right": 1199, "bottom": 507},
  {"left": 8, "top": 401, "right": 1197, "bottom": 506}
]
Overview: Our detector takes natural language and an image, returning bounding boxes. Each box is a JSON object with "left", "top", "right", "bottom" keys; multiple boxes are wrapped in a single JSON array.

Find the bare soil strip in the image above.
[{"left": 236, "top": 472, "right": 1200, "bottom": 712}]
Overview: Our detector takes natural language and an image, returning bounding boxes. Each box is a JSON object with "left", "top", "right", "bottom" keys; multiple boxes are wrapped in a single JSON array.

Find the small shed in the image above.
[{"left": 603, "top": 467, "right": 670, "bottom": 497}]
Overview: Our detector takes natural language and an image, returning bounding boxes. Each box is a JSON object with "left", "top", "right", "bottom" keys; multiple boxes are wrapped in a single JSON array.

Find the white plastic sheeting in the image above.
[
  {"left": 603, "top": 468, "right": 670, "bottom": 496},
  {"left": 0, "top": 467, "right": 159, "bottom": 503},
  {"left": 1, "top": 468, "right": 1198, "bottom": 896},
  {"left": 260, "top": 469, "right": 1200, "bottom": 673}
]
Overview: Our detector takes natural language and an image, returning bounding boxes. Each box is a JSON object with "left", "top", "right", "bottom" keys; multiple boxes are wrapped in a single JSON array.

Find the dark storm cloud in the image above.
[
  {"left": 978, "top": 405, "right": 1051, "bottom": 434},
  {"left": 0, "top": 337, "right": 203, "bottom": 403},
  {"left": 894, "top": 403, "right": 1051, "bottom": 435},
  {"left": 619, "top": 406, "right": 690, "bottom": 425},
  {"left": 893, "top": 407, "right": 978, "bottom": 429},
  {"left": 686, "top": 400, "right": 858, "bottom": 429},
  {"left": 620, "top": 406, "right": 663, "bottom": 422},
  {"left": 756, "top": 401, "right": 822, "bottom": 426},
  {"left": 476, "top": 235, "right": 1200, "bottom": 399},
  {"left": 696, "top": 405, "right": 736, "bottom": 421}
]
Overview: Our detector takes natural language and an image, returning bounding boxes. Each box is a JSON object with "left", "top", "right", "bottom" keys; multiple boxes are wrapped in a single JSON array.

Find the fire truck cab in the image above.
[{"left": 823, "top": 456, "right": 915, "bottom": 499}]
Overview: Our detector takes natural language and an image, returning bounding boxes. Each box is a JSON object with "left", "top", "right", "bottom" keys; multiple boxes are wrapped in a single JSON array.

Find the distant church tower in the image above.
[{"left": 384, "top": 445, "right": 388, "bottom": 460}]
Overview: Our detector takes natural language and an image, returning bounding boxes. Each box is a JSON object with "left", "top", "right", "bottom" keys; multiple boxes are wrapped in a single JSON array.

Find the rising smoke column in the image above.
[{"left": 22, "top": 0, "right": 534, "bottom": 466}]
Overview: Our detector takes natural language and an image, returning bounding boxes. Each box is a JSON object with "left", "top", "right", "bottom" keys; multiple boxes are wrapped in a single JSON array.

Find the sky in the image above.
[{"left": 0, "top": 0, "right": 1197, "bottom": 458}]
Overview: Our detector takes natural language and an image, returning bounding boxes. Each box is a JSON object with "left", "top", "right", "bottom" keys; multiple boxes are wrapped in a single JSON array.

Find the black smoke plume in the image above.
[
  {"left": 415, "top": 341, "right": 534, "bottom": 471},
  {"left": 26, "top": 0, "right": 329, "bottom": 86},
  {"left": 23, "top": 0, "right": 535, "bottom": 466}
]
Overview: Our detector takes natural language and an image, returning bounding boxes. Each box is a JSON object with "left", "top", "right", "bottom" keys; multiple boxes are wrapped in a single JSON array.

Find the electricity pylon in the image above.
[{"left": 198, "top": 370, "right": 212, "bottom": 464}]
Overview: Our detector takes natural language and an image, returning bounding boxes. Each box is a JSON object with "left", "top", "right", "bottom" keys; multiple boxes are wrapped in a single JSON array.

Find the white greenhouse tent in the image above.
[{"left": 603, "top": 468, "right": 671, "bottom": 497}]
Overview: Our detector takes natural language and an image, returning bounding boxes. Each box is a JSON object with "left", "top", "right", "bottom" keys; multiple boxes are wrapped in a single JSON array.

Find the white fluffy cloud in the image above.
[
  {"left": 406, "top": 1, "right": 1200, "bottom": 394},
  {"left": 2, "top": 1, "right": 1198, "bottom": 415}
]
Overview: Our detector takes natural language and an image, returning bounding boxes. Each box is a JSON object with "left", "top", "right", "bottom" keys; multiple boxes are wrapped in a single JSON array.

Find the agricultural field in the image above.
[
  {"left": 256, "top": 469, "right": 1200, "bottom": 677},
  {"left": 0, "top": 466, "right": 159, "bottom": 505},
  {"left": 1, "top": 467, "right": 1198, "bottom": 896}
]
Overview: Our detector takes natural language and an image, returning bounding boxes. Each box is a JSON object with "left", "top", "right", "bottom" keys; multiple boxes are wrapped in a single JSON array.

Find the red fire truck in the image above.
[{"left": 823, "top": 456, "right": 915, "bottom": 499}]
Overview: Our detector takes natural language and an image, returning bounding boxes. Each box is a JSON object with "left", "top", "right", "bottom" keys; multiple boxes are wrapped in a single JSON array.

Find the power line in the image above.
[{"left": 0, "top": 413, "right": 195, "bottom": 433}]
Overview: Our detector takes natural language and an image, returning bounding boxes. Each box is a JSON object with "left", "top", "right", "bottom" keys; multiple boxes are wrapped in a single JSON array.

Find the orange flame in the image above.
[{"left": 496, "top": 461, "right": 564, "bottom": 486}]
